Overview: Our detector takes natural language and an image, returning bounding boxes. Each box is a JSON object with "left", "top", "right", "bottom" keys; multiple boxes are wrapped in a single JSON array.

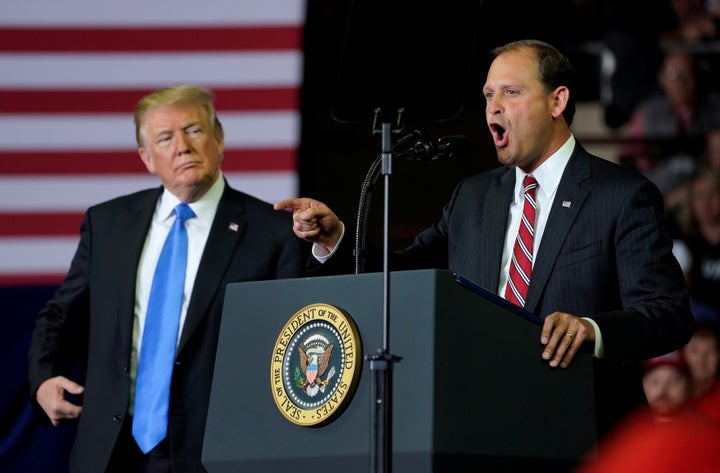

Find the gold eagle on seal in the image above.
[{"left": 298, "top": 343, "right": 334, "bottom": 388}]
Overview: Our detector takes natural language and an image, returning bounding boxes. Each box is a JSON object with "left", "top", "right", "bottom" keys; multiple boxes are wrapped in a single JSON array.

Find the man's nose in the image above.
[
  {"left": 175, "top": 133, "right": 191, "bottom": 153},
  {"left": 486, "top": 96, "right": 501, "bottom": 114},
  {"left": 485, "top": 99, "right": 502, "bottom": 115}
]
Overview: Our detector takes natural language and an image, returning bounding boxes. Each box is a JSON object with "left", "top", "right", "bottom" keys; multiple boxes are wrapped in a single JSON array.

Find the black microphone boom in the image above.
[
  {"left": 393, "top": 134, "right": 469, "bottom": 162},
  {"left": 354, "top": 132, "right": 470, "bottom": 273},
  {"left": 435, "top": 135, "right": 470, "bottom": 161}
]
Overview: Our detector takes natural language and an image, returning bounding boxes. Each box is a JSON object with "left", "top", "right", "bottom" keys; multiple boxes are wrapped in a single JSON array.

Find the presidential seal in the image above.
[{"left": 270, "top": 303, "right": 362, "bottom": 426}]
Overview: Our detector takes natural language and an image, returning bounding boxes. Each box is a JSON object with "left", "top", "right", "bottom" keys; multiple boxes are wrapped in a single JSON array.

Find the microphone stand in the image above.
[
  {"left": 367, "top": 108, "right": 403, "bottom": 473},
  {"left": 355, "top": 130, "right": 467, "bottom": 274},
  {"left": 356, "top": 122, "right": 466, "bottom": 472},
  {"left": 355, "top": 130, "right": 421, "bottom": 274},
  {"left": 354, "top": 155, "right": 381, "bottom": 274}
]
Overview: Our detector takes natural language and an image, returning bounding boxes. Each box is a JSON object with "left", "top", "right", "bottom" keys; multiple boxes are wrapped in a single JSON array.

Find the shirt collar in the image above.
[
  {"left": 156, "top": 173, "right": 225, "bottom": 228},
  {"left": 513, "top": 135, "right": 575, "bottom": 202}
]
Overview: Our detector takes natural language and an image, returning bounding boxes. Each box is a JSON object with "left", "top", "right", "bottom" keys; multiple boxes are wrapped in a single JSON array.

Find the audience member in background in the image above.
[
  {"left": 683, "top": 319, "right": 720, "bottom": 421},
  {"left": 578, "top": 319, "right": 720, "bottom": 473},
  {"left": 620, "top": 50, "right": 720, "bottom": 190},
  {"left": 708, "top": 0, "right": 720, "bottom": 17},
  {"left": 598, "top": 0, "right": 719, "bottom": 130},
  {"left": 703, "top": 127, "right": 720, "bottom": 170},
  {"left": 599, "top": 1, "right": 675, "bottom": 129},
  {"left": 680, "top": 168, "right": 720, "bottom": 313},
  {"left": 664, "top": 128, "right": 720, "bottom": 226},
  {"left": 660, "top": 0, "right": 719, "bottom": 42},
  {"left": 684, "top": 320, "right": 720, "bottom": 400},
  {"left": 641, "top": 350, "right": 692, "bottom": 422}
]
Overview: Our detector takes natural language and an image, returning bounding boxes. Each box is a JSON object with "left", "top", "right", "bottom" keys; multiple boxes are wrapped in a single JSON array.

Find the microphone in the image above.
[
  {"left": 393, "top": 133, "right": 469, "bottom": 162},
  {"left": 435, "top": 135, "right": 470, "bottom": 161}
]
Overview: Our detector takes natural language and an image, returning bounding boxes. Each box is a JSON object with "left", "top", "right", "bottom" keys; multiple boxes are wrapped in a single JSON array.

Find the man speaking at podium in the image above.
[{"left": 275, "top": 39, "right": 694, "bottom": 437}]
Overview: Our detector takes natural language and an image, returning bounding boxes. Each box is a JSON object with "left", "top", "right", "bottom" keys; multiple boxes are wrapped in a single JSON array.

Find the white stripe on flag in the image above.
[
  {"left": 0, "top": 53, "right": 303, "bottom": 89},
  {"left": 0, "top": 0, "right": 305, "bottom": 26},
  {"left": 0, "top": 237, "right": 80, "bottom": 274},
  {"left": 0, "top": 112, "right": 300, "bottom": 150},
  {"left": 0, "top": 172, "right": 297, "bottom": 212}
]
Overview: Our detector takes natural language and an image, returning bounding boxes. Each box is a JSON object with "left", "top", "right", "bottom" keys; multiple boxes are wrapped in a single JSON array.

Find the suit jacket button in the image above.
[{"left": 112, "top": 414, "right": 123, "bottom": 424}]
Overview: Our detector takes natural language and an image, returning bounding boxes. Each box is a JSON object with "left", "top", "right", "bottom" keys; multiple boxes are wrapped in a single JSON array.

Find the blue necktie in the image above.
[{"left": 133, "top": 203, "right": 195, "bottom": 454}]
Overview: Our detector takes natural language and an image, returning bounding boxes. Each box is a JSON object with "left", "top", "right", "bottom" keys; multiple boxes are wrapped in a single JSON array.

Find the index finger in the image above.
[{"left": 273, "top": 198, "right": 304, "bottom": 212}]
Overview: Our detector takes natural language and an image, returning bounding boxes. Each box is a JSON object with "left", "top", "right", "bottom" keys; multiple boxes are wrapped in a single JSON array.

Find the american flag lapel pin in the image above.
[
  {"left": 228, "top": 222, "right": 239, "bottom": 232},
  {"left": 562, "top": 200, "right": 572, "bottom": 208}
]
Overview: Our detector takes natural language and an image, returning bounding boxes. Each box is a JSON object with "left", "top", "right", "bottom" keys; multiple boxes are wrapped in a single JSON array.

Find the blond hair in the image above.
[{"left": 134, "top": 85, "right": 224, "bottom": 146}]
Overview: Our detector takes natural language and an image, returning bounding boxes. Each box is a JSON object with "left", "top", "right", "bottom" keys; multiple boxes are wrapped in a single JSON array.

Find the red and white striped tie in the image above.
[{"left": 505, "top": 175, "right": 538, "bottom": 308}]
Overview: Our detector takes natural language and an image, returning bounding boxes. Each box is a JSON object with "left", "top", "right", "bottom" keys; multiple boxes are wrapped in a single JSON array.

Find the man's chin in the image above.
[
  {"left": 169, "top": 177, "right": 214, "bottom": 201},
  {"left": 496, "top": 152, "right": 515, "bottom": 167}
]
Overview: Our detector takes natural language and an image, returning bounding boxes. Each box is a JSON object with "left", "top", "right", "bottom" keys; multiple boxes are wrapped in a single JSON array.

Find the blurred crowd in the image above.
[
  {"left": 601, "top": 0, "right": 720, "bottom": 411},
  {"left": 589, "top": 0, "right": 720, "bottom": 333},
  {"left": 570, "top": 0, "right": 720, "bottom": 471},
  {"left": 575, "top": 318, "right": 720, "bottom": 473},
  {"left": 606, "top": 0, "right": 720, "bottom": 327}
]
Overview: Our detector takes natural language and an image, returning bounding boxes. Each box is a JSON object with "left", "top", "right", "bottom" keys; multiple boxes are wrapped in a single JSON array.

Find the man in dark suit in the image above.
[
  {"left": 275, "top": 39, "right": 695, "bottom": 437},
  {"left": 28, "top": 85, "right": 310, "bottom": 473}
]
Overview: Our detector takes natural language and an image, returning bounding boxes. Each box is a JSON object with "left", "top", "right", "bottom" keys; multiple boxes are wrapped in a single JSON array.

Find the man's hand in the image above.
[
  {"left": 36, "top": 376, "right": 84, "bottom": 426},
  {"left": 274, "top": 197, "right": 343, "bottom": 256},
  {"left": 540, "top": 312, "right": 596, "bottom": 368}
]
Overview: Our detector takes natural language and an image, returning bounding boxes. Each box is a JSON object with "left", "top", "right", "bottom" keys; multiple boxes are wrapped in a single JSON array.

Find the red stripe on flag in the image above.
[
  {"left": 0, "top": 149, "right": 296, "bottom": 174},
  {"left": 0, "top": 273, "right": 65, "bottom": 286},
  {"left": 0, "top": 151, "right": 145, "bottom": 174},
  {"left": 0, "top": 26, "right": 303, "bottom": 52},
  {"left": 0, "top": 87, "right": 299, "bottom": 113},
  {"left": 0, "top": 213, "right": 85, "bottom": 236}
]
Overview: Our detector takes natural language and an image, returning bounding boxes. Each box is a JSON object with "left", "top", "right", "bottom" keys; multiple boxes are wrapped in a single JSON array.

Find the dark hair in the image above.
[{"left": 490, "top": 39, "right": 577, "bottom": 126}]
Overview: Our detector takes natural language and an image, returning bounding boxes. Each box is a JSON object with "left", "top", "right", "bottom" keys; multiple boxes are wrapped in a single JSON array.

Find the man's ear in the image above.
[
  {"left": 550, "top": 86, "right": 569, "bottom": 120},
  {"left": 217, "top": 139, "right": 225, "bottom": 162},
  {"left": 139, "top": 147, "right": 156, "bottom": 174}
]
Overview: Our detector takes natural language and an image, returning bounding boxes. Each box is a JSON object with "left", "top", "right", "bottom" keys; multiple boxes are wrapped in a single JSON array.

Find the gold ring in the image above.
[{"left": 565, "top": 332, "right": 574, "bottom": 339}]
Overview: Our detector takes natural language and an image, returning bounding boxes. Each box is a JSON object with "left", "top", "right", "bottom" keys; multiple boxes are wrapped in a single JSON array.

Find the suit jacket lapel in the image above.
[
  {"left": 478, "top": 168, "right": 515, "bottom": 290},
  {"left": 177, "top": 186, "right": 246, "bottom": 352},
  {"left": 113, "top": 189, "right": 161, "bottom": 355},
  {"left": 525, "top": 147, "right": 591, "bottom": 313}
]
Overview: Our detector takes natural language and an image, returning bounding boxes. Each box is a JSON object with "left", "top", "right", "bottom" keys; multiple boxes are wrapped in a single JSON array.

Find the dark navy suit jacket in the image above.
[
  {"left": 394, "top": 142, "right": 694, "bottom": 435},
  {"left": 28, "top": 181, "right": 311, "bottom": 473}
]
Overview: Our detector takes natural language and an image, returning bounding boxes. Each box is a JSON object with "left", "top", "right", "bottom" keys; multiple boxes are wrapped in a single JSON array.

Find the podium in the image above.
[{"left": 203, "top": 269, "right": 597, "bottom": 472}]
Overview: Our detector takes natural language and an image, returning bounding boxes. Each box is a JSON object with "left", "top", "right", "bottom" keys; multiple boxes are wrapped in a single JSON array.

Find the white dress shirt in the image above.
[
  {"left": 129, "top": 175, "right": 224, "bottom": 411},
  {"left": 497, "top": 135, "right": 604, "bottom": 357},
  {"left": 498, "top": 136, "right": 574, "bottom": 296}
]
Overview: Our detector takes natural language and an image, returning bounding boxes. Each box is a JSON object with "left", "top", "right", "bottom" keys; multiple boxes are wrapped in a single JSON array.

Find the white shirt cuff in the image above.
[
  {"left": 312, "top": 222, "right": 345, "bottom": 263},
  {"left": 581, "top": 317, "right": 604, "bottom": 358}
]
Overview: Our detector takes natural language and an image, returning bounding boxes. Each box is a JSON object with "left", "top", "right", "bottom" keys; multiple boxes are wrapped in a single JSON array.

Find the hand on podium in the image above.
[{"left": 541, "top": 312, "right": 596, "bottom": 369}]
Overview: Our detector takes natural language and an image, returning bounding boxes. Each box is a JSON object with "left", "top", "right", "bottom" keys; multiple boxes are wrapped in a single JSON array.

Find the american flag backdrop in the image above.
[{"left": 0, "top": 0, "right": 305, "bottom": 286}]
